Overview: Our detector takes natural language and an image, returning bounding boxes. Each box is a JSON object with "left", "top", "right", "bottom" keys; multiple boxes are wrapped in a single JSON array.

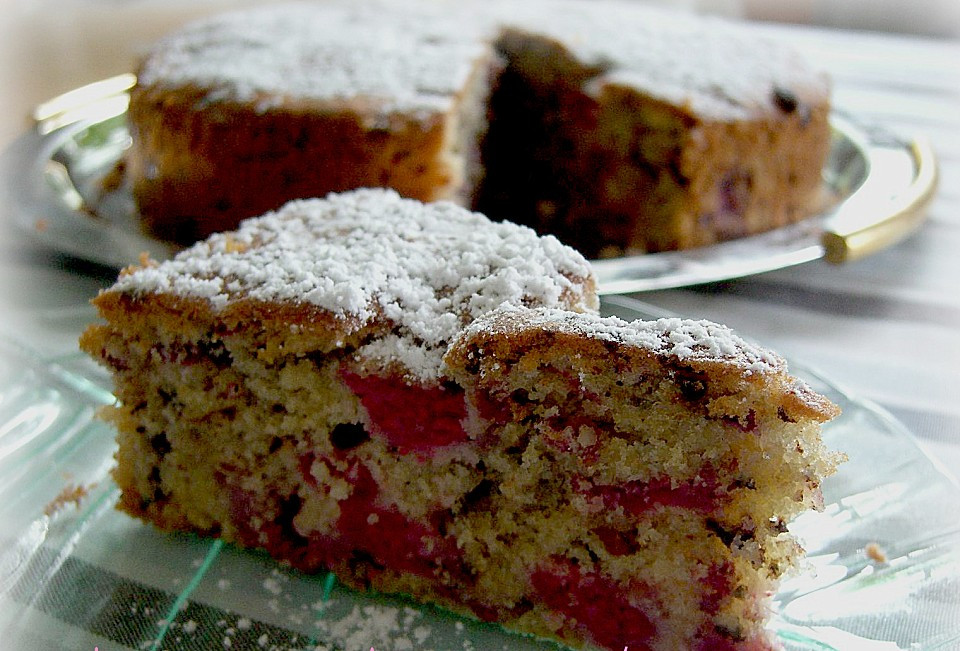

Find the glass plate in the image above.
[
  {"left": 1, "top": 297, "right": 958, "bottom": 650},
  {"left": 0, "top": 76, "right": 937, "bottom": 292}
]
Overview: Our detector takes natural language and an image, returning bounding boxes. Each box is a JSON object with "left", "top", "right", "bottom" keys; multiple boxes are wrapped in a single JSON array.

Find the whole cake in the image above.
[
  {"left": 127, "top": 0, "right": 831, "bottom": 257},
  {"left": 81, "top": 189, "right": 842, "bottom": 650}
]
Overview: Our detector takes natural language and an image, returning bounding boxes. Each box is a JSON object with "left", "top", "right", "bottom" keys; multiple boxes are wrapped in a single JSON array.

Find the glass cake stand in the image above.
[{"left": 1, "top": 296, "right": 958, "bottom": 651}]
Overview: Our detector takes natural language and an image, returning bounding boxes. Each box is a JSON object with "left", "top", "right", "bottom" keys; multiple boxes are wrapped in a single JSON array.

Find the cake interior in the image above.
[{"left": 84, "top": 301, "right": 840, "bottom": 651}]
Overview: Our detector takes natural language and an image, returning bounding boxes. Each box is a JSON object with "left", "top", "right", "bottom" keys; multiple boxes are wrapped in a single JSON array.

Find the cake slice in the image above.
[
  {"left": 443, "top": 305, "right": 841, "bottom": 649},
  {"left": 127, "top": 1, "right": 496, "bottom": 244},
  {"left": 81, "top": 189, "right": 840, "bottom": 650}
]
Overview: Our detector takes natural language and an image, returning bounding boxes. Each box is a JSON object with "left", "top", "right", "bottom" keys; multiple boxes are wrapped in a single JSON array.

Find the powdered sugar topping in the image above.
[
  {"left": 137, "top": 1, "right": 490, "bottom": 117},
  {"left": 501, "top": 0, "right": 829, "bottom": 120},
  {"left": 138, "top": 0, "right": 827, "bottom": 123},
  {"left": 110, "top": 189, "right": 596, "bottom": 381},
  {"left": 455, "top": 304, "right": 785, "bottom": 376}
]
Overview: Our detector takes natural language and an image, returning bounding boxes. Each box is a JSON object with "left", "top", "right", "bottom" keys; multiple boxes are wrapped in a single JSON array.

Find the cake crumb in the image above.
[
  {"left": 44, "top": 482, "right": 93, "bottom": 516},
  {"left": 865, "top": 542, "right": 888, "bottom": 563}
]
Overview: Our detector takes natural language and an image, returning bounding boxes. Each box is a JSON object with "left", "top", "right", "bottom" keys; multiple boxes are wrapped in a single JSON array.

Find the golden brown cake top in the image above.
[
  {"left": 136, "top": 0, "right": 828, "bottom": 123},
  {"left": 105, "top": 189, "right": 598, "bottom": 380}
]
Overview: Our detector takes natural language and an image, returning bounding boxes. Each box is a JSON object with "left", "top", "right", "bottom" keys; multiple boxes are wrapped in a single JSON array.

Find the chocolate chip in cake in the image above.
[
  {"left": 673, "top": 367, "right": 709, "bottom": 402},
  {"left": 714, "top": 623, "right": 747, "bottom": 643},
  {"left": 722, "top": 409, "right": 758, "bottom": 433},
  {"left": 330, "top": 422, "right": 370, "bottom": 450},
  {"left": 150, "top": 433, "right": 172, "bottom": 456},
  {"left": 772, "top": 86, "right": 799, "bottom": 113},
  {"left": 277, "top": 494, "right": 309, "bottom": 545},
  {"left": 706, "top": 519, "right": 737, "bottom": 546},
  {"left": 461, "top": 479, "right": 495, "bottom": 512},
  {"left": 678, "top": 377, "right": 707, "bottom": 401},
  {"left": 730, "top": 477, "right": 757, "bottom": 491},
  {"left": 777, "top": 406, "right": 797, "bottom": 423},
  {"left": 198, "top": 337, "right": 233, "bottom": 368}
]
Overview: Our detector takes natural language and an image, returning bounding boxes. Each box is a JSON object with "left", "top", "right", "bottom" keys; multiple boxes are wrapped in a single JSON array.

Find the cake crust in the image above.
[{"left": 447, "top": 305, "right": 840, "bottom": 423}]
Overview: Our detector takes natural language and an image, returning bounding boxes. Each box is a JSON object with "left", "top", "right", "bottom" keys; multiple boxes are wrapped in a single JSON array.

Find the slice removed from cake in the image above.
[{"left": 81, "top": 189, "right": 840, "bottom": 650}]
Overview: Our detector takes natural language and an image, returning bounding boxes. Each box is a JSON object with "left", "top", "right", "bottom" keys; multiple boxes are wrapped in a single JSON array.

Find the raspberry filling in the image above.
[
  {"left": 226, "top": 484, "right": 313, "bottom": 569},
  {"left": 533, "top": 557, "right": 742, "bottom": 651},
  {"left": 722, "top": 409, "right": 758, "bottom": 433},
  {"left": 579, "top": 465, "right": 724, "bottom": 516},
  {"left": 472, "top": 388, "right": 514, "bottom": 424},
  {"left": 700, "top": 562, "right": 734, "bottom": 615},
  {"left": 531, "top": 558, "right": 655, "bottom": 650},
  {"left": 298, "top": 454, "right": 464, "bottom": 580},
  {"left": 702, "top": 169, "right": 751, "bottom": 240},
  {"left": 340, "top": 370, "right": 469, "bottom": 456},
  {"left": 594, "top": 526, "right": 639, "bottom": 556}
]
